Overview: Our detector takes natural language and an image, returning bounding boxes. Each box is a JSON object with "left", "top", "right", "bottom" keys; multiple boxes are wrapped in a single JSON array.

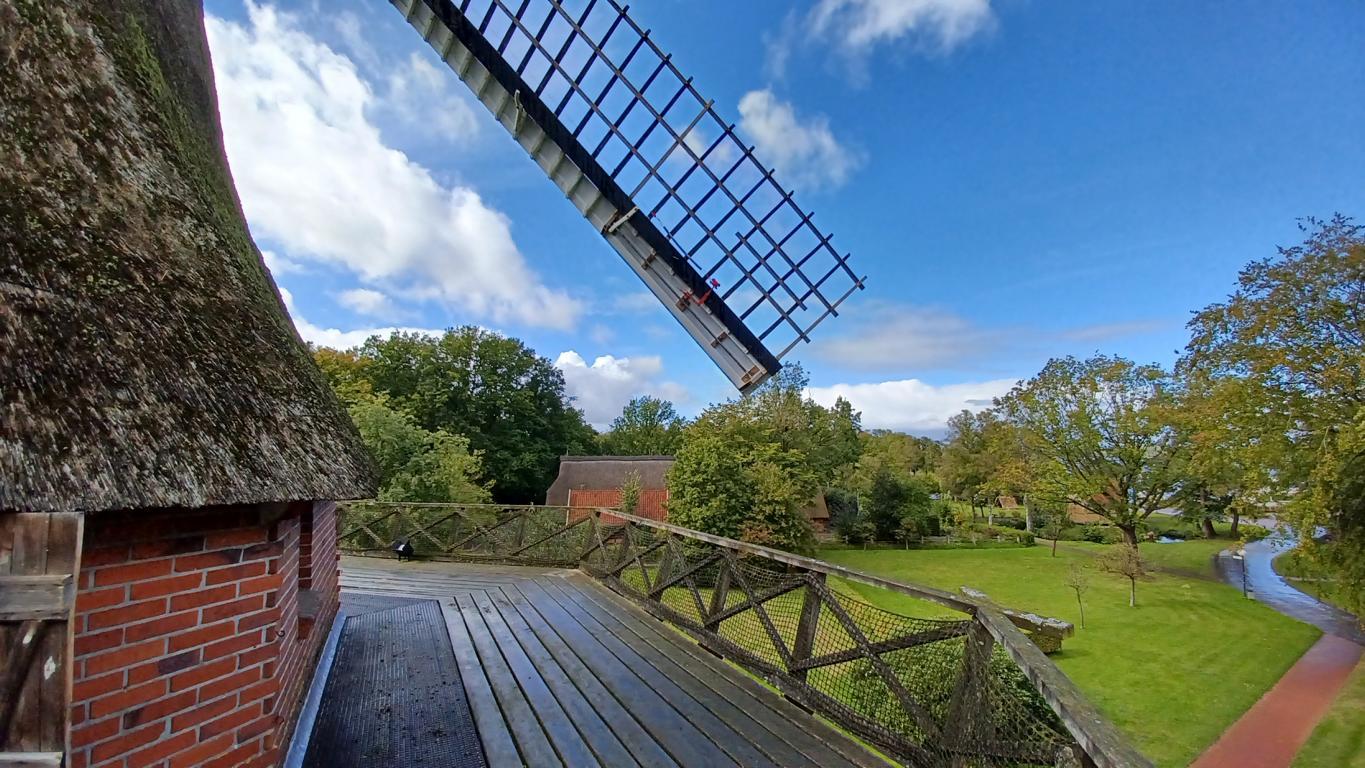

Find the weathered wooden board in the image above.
[{"left": 0, "top": 513, "right": 81, "bottom": 760}]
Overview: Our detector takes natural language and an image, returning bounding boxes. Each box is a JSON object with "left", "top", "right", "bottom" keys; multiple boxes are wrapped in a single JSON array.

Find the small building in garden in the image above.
[
  {"left": 546, "top": 456, "right": 674, "bottom": 521},
  {"left": 545, "top": 455, "right": 831, "bottom": 530},
  {"left": 0, "top": 1, "right": 375, "bottom": 765}
]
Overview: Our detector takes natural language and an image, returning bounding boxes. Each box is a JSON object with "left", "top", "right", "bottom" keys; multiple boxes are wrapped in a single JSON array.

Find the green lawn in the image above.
[
  {"left": 821, "top": 541, "right": 1320, "bottom": 768},
  {"left": 1294, "top": 659, "right": 1365, "bottom": 767}
]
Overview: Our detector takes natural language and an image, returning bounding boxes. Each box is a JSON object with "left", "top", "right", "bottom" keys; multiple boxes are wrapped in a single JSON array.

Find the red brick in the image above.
[
  {"left": 125, "top": 611, "right": 199, "bottom": 643},
  {"left": 237, "top": 643, "right": 274, "bottom": 670},
  {"left": 167, "top": 620, "right": 234, "bottom": 652},
  {"left": 90, "top": 679, "right": 167, "bottom": 719},
  {"left": 121, "top": 688, "right": 195, "bottom": 729},
  {"left": 91, "top": 721, "right": 165, "bottom": 763},
  {"left": 235, "top": 713, "right": 276, "bottom": 744},
  {"left": 205, "top": 528, "right": 268, "bottom": 549},
  {"left": 77, "top": 586, "right": 128, "bottom": 613},
  {"left": 205, "top": 561, "right": 266, "bottom": 586},
  {"left": 237, "top": 606, "right": 280, "bottom": 633},
  {"left": 200, "top": 701, "right": 260, "bottom": 738},
  {"left": 168, "top": 584, "right": 236, "bottom": 613},
  {"left": 174, "top": 549, "right": 241, "bottom": 572},
  {"left": 126, "top": 728, "right": 196, "bottom": 768},
  {"left": 72, "top": 671, "right": 124, "bottom": 702},
  {"left": 236, "top": 573, "right": 282, "bottom": 596},
  {"left": 202, "top": 595, "right": 264, "bottom": 624},
  {"left": 174, "top": 693, "right": 236, "bottom": 733},
  {"left": 75, "top": 627, "right": 125, "bottom": 658},
  {"left": 85, "top": 638, "right": 165, "bottom": 677},
  {"left": 94, "top": 559, "right": 173, "bottom": 586},
  {"left": 202, "top": 740, "right": 261, "bottom": 768},
  {"left": 71, "top": 716, "right": 120, "bottom": 747},
  {"left": 168, "top": 732, "right": 234, "bottom": 767},
  {"left": 198, "top": 666, "right": 262, "bottom": 703},
  {"left": 202, "top": 632, "right": 261, "bottom": 662},
  {"left": 241, "top": 541, "right": 283, "bottom": 562},
  {"left": 82, "top": 545, "right": 132, "bottom": 567},
  {"left": 170, "top": 655, "right": 235, "bottom": 692},
  {"left": 131, "top": 535, "right": 205, "bottom": 560},
  {"left": 130, "top": 573, "right": 203, "bottom": 600},
  {"left": 88, "top": 598, "right": 166, "bottom": 630},
  {"left": 236, "top": 677, "right": 280, "bottom": 707}
]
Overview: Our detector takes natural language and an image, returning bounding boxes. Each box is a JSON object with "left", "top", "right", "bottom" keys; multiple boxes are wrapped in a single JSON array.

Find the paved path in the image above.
[
  {"left": 1191, "top": 634, "right": 1362, "bottom": 768},
  {"left": 1215, "top": 537, "right": 1365, "bottom": 643},
  {"left": 1194, "top": 537, "right": 1364, "bottom": 766}
]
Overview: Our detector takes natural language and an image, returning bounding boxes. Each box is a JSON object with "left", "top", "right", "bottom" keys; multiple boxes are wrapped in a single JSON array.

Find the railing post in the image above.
[
  {"left": 790, "top": 571, "right": 824, "bottom": 682},
  {"left": 703, "top": 559, "right": 731, "bottom": 632}
]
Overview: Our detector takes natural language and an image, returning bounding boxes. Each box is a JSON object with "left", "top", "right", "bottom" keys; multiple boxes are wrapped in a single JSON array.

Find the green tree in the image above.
[
  {"left": 1182, "top": 216, "right": 1364, "bottom": 609},
  {"left": 619, "top": 470, "right": 642, "bottom": 515},
  {"left": 664, "top": 366, "right": 857, "bottom": 554},
  {"left": 863, "top": 467, "right": 934, "bottom": 541},
  {"left": 599, "top": 396, "right": 686, "bottom": 455},
  {"left": 348, "top": 395, "right": 492, "bottom": 503},
  {"left": 853, "top": 430, "right": 942, "bottom": 489},
  {"left": 997, "top": 355, "right": 1185, "bottom": 548},
  {"left": 938, "top": 410, "right": 994, "bottom": 517},
  {"left": 337, "top": 328, "right": 596, "bottom": 503}
]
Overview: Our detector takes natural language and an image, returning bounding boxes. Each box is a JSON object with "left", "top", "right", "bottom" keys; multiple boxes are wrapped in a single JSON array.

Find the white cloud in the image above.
[
  {"left": 810, "top": 0, "right": 995, "bottom": 55},
  {"left": 738, "top": 89, "right": 861, "bottom": 191},
  {"left": 813, "top": 303, "right": 1001, "bottom": 369},
  {"left": 336, "top": 287, "right": 401, "bottom": 320},
  {"left": 206, "top": 4, "right": 580, "bottom": 330},
  {"left": 807, "top": 377, "right": 1017, "bottom": 434},
  {"left": 278, "top": 287, "right": 443, "bottom": 349},
  {"left": 555, "top": 351, "right": 689, "bottom": 429},
  {"left": 385, "top": 52, "right": 480, "bottom": 138}
]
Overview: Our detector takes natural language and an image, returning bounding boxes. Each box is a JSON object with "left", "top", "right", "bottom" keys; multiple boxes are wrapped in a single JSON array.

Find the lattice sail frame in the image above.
[{"left": 391, "top": 0, "right": 865, "bottom": 391}]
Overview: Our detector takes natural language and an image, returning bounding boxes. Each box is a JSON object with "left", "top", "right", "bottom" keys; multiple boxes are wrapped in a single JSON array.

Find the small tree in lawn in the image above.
[
  {"left": 619, "top": 470, "right": 641, "bottom": 515},
  {"left": 1100, "top": 545, "right": 1149, "bottom": 607},
  {"left": 1041, "top": 512, "right": 1065, "bottom": 557},
  {"left": 1065, "top": 562, "right": 1090, "bottom": 628},
  {"left": 896, "top": 516, "right": 921, "bottom": 549}
]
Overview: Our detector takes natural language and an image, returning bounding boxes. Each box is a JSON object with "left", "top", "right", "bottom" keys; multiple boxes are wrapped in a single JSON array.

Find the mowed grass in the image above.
[
  {"left": 1294, "top": 659, "right": 1365, "bottom": 767},
  {"left": 821, "top": 542, "right": 1320, "bottom": 768}
]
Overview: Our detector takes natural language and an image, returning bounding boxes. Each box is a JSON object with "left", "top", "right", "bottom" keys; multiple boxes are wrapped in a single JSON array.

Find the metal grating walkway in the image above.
[
  {"left": 303, "top": 599, "right": 487, "bottom": 768},
  {"left": 337, "top": 557, "right": 889, "bottom": 768}
]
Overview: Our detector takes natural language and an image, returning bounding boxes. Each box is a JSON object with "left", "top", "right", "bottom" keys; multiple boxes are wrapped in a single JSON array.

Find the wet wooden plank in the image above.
[
  {"left": 567, "top": 575, "right": 887, "bottom": 768},
  {"left": 521, "top": 583, "right": 780, "bottom": 768},
  {"left": 467, "top": 591, "right": 602, "bottom": 767},
  {"left": 537, "top": 577, "right": 829, "bottom": 768},
  {"left": 453, "top": 593, "right": 561, "bottom": 767},
  {"left": 439, "top": 602, "right": 523, "bottom": 768},
  {"left": 494, "top": 586, "right": 678, "bottom": 768},
  {"left": 512, "top": 580, "right": 738, "bottom": 767}
]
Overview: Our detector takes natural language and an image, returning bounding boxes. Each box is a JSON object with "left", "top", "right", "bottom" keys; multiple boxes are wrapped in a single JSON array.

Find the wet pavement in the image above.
[{"left": 1214, "top": 536, "right": 1365, "bottom": 645}]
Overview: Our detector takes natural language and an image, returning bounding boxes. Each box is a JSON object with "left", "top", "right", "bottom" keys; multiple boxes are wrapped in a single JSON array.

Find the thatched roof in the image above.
[
  {"left": 545, "top": 456, "right": 674, "bottom": 505},
  {"left": 0, "top": 0, "right": 376, "bottom": 512}
]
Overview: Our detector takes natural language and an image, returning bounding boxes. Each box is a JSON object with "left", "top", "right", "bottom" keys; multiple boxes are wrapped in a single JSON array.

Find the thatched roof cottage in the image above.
[{"left": 0, "top": 0, "right": 375, "bottom": 765}]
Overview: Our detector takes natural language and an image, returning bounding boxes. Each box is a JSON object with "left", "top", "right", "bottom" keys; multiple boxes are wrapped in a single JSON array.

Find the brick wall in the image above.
[{"left": 70, "top": 501, "right": 339, "bottom": 768}]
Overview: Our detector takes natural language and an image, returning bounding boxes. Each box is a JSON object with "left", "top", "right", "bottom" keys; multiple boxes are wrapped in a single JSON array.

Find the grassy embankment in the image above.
[{"left": 821, "top": 538, "right": 1320, "bottom": 768}]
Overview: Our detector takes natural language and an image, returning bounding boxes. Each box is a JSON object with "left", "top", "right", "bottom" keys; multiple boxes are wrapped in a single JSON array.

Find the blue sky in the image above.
[{"left": 203, "top": 0, "right": 1365, "bottom": 434}]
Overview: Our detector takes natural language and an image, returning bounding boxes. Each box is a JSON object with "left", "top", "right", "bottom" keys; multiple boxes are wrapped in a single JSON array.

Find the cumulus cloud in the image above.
[
  {"left": 811, "top": 0, "right": 995, "bottom": 55},
  {"left": 278, "top": 287, "right": 443, "bottom": 350},
  {"left": 555, "top": 351, "right": 690, "bottom": 429},
  {"left": 336, "top": 288, "right": 402, "bottom": 320},
  {"left": 385, "top": 52, "right": 480, "bottom": 137},
  {"left": 806, "top": 377, "right": 1017, "bottom": 434},
  {"left": 738, "top": 90, "right": 862, "bottom": 191},
  {"left": 813, "top": 303, "right": 1002, "bottom": 370},
  {"left": 262, "top": 249, "right": 304, "bottom": 275},
  {"left": 206, "top": 4, "right": 580, "bottom": 330}
]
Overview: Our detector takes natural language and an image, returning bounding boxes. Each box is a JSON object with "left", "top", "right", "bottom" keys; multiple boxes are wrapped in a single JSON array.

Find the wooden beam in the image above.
[
  {"left": 0, "top": 752, "right": 63, "bottom": 768},
  {"left": 0, "top": 577, "right": 71, "bottom": 622}
]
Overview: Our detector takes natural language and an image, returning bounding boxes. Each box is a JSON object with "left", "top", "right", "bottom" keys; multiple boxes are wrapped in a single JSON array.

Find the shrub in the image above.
[
  {"left": 1239, "top": 523, "right": 1272, "bottom": 541},
  {"left": 955, "top": 522, "right": 1036, "bottom": 547}
]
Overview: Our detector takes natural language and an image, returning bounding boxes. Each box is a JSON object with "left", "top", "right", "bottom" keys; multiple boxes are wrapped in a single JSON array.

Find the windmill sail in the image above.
[{"left": 391, "top": 0, "right": 864, "bottom": 392}]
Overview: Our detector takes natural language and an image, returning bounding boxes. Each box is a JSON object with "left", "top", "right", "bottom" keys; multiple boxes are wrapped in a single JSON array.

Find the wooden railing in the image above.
[{"left": 338, "top": 501, "right": 1151, "bottom": 768}]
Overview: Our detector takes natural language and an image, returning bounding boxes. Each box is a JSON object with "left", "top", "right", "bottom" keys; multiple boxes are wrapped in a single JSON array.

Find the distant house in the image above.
[
  {"left": 0, "top": 3, "right": 376, "bottom": 765},
  {"left": 1067, "top": 504, "right": 1110, "bottom": 524},
  {"left": 546, "top": 456, "right": 673, "bottom": 522},
  {"left": 545, "top": 456, "right": 831, "bottom": 530}
]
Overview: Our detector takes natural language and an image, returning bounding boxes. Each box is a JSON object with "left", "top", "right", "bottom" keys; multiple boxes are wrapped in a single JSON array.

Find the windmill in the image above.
[{"left": 388, "top": 0, "right": 865, "bottom": 392}]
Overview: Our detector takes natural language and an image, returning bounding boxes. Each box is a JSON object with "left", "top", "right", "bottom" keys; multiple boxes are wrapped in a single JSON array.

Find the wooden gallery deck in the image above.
[{"left": 337, "top": 556, "right": 889, "bottom": 768}]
